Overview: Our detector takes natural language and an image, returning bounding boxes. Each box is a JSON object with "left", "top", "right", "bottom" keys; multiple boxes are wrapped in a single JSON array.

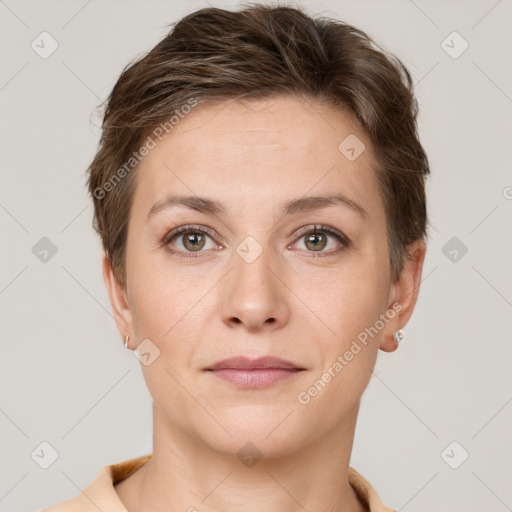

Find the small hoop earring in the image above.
[
  {"left": 124, "top": 335, "right": 130, "bottom": 349},
  {"left": 395, "top": 330, "right": 404, "bottom": 344}
]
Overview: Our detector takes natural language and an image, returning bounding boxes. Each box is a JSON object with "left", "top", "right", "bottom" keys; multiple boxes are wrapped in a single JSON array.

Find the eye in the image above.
[
  {"left": 164, "top": 225, "right": 221, "bottom": 257},
  {"left": 163, "top": 223, "right": 350, "bottom": 259},
  {"left": 291, "top": 224, "right": 350, "bottom": 256}
]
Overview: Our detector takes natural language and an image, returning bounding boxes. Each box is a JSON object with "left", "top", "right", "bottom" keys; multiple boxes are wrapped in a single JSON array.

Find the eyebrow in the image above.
[{"left": 147, "top": 193, "right": 367, "bottom": 221}]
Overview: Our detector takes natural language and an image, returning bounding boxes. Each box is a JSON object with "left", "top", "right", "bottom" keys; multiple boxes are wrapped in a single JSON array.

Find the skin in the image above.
[{"left": 103, "top": 95, "right": 426, "bottom": 512}]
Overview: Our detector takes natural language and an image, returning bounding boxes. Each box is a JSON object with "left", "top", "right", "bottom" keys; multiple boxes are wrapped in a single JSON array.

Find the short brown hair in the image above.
[{"left": 87, "top": 3, "right": 430, "bottom": 287}]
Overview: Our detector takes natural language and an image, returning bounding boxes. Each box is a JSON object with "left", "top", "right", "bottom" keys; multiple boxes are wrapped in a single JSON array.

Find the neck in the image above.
[{"left": 115, "top": 403, "right": 368, "bottom": 512}]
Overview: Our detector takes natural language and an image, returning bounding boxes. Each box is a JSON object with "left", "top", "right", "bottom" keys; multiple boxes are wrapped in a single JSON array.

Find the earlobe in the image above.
[
  {"left": 102, "top": 251, "right": 133, "bottom": 342},
  {"left": 379, "top": 240, "right": 427, "bottom": 352}
]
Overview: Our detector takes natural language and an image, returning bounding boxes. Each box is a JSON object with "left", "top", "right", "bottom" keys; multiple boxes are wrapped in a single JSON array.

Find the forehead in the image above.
[{"left": 132, "top": 96, "right": 383, "bottom": 221}]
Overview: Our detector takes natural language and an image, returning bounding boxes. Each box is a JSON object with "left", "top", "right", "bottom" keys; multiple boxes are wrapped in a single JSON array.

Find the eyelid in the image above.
[
  {"left": 163, "top": 224, "right": 224, "bottom": 246},
  {"left": 288, "top": 224, "right": 351, "bottom": 256},
  {"left": 291, "top": 224, "right": 349, "bottom": 245}
]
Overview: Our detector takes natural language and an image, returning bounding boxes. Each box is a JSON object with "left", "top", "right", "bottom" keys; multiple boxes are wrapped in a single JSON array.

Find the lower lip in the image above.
[{"left": 208, "top": 368, "right": 303, "bottom": 389}]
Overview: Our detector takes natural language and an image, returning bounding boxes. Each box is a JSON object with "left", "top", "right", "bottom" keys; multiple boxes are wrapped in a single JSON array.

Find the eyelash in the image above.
[{"left": 162, "top": 224, "right": 351, "bottom": 259}]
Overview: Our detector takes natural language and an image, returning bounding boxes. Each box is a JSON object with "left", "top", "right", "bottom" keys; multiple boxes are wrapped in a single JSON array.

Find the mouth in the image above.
[{"left": 205, "top": 356, "right": 305, "bottom": 389}]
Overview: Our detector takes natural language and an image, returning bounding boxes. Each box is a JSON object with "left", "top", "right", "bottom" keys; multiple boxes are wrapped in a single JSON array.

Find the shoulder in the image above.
[
  {"left": 39, "top": 484, "right": 96, "bottom": 511},
  {"left": 37, "top": 454, "right": 152, "bottom": 512},
  {"left": 348, "top": 467, "right": 397, "bottom": 512},
  {"left": 40, "top": 495, "right": 88, "bottom": 511}
]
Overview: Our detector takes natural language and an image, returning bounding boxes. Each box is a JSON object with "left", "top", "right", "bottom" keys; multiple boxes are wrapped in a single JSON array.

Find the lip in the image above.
[
  {"left": 206, "top": 356, "right": 304, "bottom": 371},
  {"left": 205, "top": 356, "right": 305, "bottom": 390}
]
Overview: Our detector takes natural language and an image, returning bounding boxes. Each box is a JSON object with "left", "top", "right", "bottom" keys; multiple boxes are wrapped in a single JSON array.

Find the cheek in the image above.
[
  {"left": 127, "top": 238, "right": 176, "bottom": 324},
  {"left": 301, "top": 282, "right": 382, "bottom": 415},
  {"left": 300, "top": 260, "right": 387, "bottom": 333},
  {"left": 127, "top": 254, "right": 209, "bottom": 365},
  {"left": 317, "top": 289, "right": 381, "bottom": 379},
  {"left": 301, "top": 257, "right": 388, "bottom": 379},
  {"left": 127, "top": 268, "right": 177, "bottom": 348}
]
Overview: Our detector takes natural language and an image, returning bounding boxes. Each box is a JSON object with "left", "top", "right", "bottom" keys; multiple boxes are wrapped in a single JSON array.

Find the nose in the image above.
[{"left": 220, "top": 242, "right": 290, "bottom": 333}]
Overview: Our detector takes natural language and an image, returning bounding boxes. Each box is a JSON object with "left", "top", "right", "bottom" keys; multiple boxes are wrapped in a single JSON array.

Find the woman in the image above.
[{"left": 43, "top": 4, "right": 429, "bottom": 511}]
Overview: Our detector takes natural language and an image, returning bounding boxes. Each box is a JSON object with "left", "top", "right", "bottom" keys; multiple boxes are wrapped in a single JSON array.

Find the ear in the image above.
[
  {"left": 102, "top": 251, "right": 133, "bottom": 344},
  {"left": 380, "top": 239, "right": 427, "bottom": 352}
]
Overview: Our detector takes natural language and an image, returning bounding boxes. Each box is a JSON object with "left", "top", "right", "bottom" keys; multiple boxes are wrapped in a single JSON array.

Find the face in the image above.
[{"left": 104, "top": 95, "right": 425, "bottom": 456}]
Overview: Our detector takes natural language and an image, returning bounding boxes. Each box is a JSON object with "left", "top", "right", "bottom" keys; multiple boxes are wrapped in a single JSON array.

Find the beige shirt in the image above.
[{"left": 41, "top": 453, "right": 396, "bottom": 512}]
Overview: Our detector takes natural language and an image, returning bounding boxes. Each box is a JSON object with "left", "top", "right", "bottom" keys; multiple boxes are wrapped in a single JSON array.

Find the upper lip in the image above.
[{"left": 206, "top": 356, "right": 304, "bottom": 371}]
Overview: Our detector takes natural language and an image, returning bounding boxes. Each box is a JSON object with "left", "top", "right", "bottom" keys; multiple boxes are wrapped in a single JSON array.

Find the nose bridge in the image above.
[
  {"left": 220, "top": 232, "right": 288, "bottom": 330},
  {"left": 232, "top": 234, "right": 276, "bottom": 299}
]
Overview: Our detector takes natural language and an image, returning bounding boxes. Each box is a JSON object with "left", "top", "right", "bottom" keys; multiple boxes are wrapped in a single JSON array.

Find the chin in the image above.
[
  {"left": 192, "top": 404, "right": 309, "bottom": 458},
  {"left": 205, "top": 430, "right": 305, "bottom": 462}
]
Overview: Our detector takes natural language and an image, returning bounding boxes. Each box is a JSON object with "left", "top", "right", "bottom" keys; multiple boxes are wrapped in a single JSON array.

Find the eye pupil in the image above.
[
  {"left": 305, "top": 232, "right": 327, "bottom": 251},
  {"left": 183, "top": 232, "right": 205, "bottom": 251}
]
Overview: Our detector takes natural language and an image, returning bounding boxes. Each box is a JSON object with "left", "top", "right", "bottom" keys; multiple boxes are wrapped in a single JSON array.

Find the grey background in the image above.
[{"left": 0, "top": 0, "right": 511, "bottom": 510}]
